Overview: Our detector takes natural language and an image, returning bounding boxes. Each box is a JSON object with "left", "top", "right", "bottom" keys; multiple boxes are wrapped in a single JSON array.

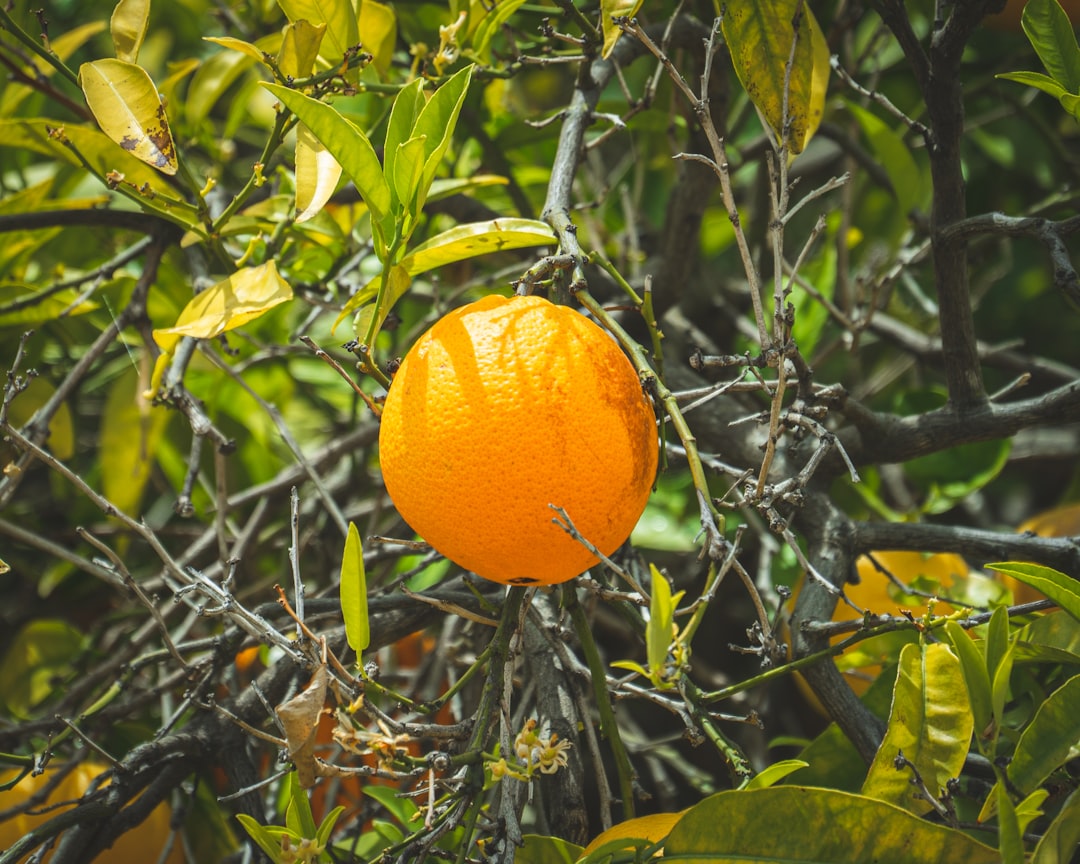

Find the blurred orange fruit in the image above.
[
  {"left": 1006, "top": 502, "right": 1080, "bottom": 604},
  {"left": 0, "top": 761, "right": 184, "bottom": 863},
  {"left": 379, "top": 294, "right": 658, "bottom": 586},
  {"left": 985, "top": 0, "right": 1080, "bottom": 30}
]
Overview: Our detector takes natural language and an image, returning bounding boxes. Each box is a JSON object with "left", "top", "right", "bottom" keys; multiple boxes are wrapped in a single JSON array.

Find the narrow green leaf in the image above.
[
  {"left": 661, "top": 787, "right": 999, "bottom": 863},
  {"left": 398, "top": 218, "right": 556, "bottom": 276},
  {"left": 997, "top": 783, "right": 1025, "bottom": 864},
  {"left": 110, "top": 0, "right": 150, "bottom": 63},
  {"left": 351, "top": 264, "right": 412, "bottom": 343},
  {"left": 991, "top": 643, "right": 1016, "bottom": 733},
  {"left": 988, "top": 562, "right": 1080, "bottom": 622},
  {"left": 392, "top": 134, "right": 427, "bottom": 220},
  {"left": 986, "top": 603, "right": 1011, "bottom": 684},
  {"left": 721, "top": 0, "right": 830, "bottom": 154},
  {"left": 235, "top": 814, "right": 288, "bottom": 863},
  {"left": 1007, "top": 673, "right": 1080, "bottom": 796},
  {"left": 997, "top": 70, "right": 1072, "bottom": 99},
  {"left": 262, "top": 82, "right": 391, "bottom": 233},
  {"left": 315, "top": 806, "right": 346, "bottom": 847},
  {"left": 412, "top": 64, "right": 473, "bottom": 209},
  {"left": 286, "top": 770, "right": 317, "bottom": 838},
  {"left": 743, "top": 759, "right": 809, "bottom": 790},
  {"left": 646, "top": 564, "right": 674, "bottom": 676},
  {"left": 1033, "top": 787, "right": 1080, "bottom": 864},
  {"left": 861, "top": 642, "right": 974, "bottom": 815},
  {"left": 471, "top": 0, "right": 529, "bottom": 61},
  {"left": 0, "top": 21, "right": 105, "bottom": 116},
  {"left": 1022, "top": 0, "right": 1080, "bottom": 92},
  {"left": 78, "top": 59, "right": 177, "bottom": 175},
  {"left": 383, "top": 77, "right": 425, "bottom": 209},
  {"left": 340, "top": 522, "right": 369, "bottom": 655},
  {"left": 944, "top": 620, "right": 993, "bottom": 742}
]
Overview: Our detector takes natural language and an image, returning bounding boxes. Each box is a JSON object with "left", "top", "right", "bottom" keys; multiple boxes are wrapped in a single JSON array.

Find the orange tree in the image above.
[{"left": 1, "top": 0, "right": 1079, "bottom": 861}]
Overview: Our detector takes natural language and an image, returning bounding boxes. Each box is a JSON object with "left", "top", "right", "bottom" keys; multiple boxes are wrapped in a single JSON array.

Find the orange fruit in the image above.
[
  {"left": 985, "top": 0, "right": 1080, "bottom": 30},
  {"left": 378, "top": 294, "right": 658, "bottom": 586},
  {"left": 0, "top": 761, "right": 185, "bottom": 863},
  {"left": 1006, "top": 502, "right": 1080, "bottom": 603}
]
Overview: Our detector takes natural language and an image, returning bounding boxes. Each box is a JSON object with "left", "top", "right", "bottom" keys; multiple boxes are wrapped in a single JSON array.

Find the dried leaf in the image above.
[{"left": 275, "top": 665, "right": 328, "bottom": 788}]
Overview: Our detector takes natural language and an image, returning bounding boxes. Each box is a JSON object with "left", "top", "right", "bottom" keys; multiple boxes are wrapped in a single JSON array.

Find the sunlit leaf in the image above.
[
  {"left": 295, "top": 123, "right": 343, "bottom": 223},
  {"left": 340, "top": 522, "right": 370, "bottom": 656},
  {"left": 111, "top": 0, "right": 150, "bottom": 63},
  {"left": 579, "top": 811, "right": 684, "bottom": 859},
  {"left": 100, "top": 365, "right": 170, "bottom": 517},
  {"left": 203, "top": 36, "right": 271, "bottom": 65},
  {"left": 262, "top": 82, "right": 391, "bottom": 240},
  {"left": 398, "top": 218, "right": 555, "bottom": 275},
  {"left": 277, "top": 19, "right": 326, "bottom": 78},
  {"left": 412, "top": 65, "right": 473, "bottom": 211},
  {"left": 1007, "top": 673, "right": 1080, "bottom": 796},
  {"left": 79, "top": 59, "right": 178, "bottom": 175},
  {"left": 988, "top": 562, "right": 1080, "bottom": 621},
  {"left": 1022, "top": 0, "right": 1080, "bottom": 92},
  {"left": 278, "top": 0, "right": 358, "bottom": 67},
  {"left": 152, "top": 260, "right": 293, "bottom": 357},
  {"left": 743, "top": 759, "right": 809, "bottom": 790},
  {"left": 427, "top": 174, "right": 509, "bottom": 201},
  {"left": 646, "top": 563, "right": 676, "bottom": 680},
  {"left": 358, "top": 0, "right": 397, "bottom": 75},
  {"left": 600, "top": 0, "right": 644, "bottom": 60},
  {"left": 662, "top": 787, "right": 999, "bottom": 862},
  {"left": 383, "top": 77, "right": 425, "bottom": 212},
  {"left": 392, "top": 134, "right": 427, "bottom": 221},
  {"left": 721, "top": 0, "right": 830, "bottom": 154},
  {"left": 861, "top": 642, "right": 974, "bottom": 815}
]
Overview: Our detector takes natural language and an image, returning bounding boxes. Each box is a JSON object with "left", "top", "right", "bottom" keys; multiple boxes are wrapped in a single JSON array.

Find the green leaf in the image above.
[
  {"left": 997, "top": 782, "right": 1025, "bottom": 864},
  {"left": 1022, "top": 0, "right": 1080, "bottom": 92},
  {"left": 100, "top": 367, "right": 171, "bottom": 516},
  {"left": 110, "top": 0, "right": 150, "bottom": 63},
  {"left": 398, "top": 218, "right": 556, "bottom": 275},
  {"left": 276, "top": 20, "right": 327, "bottom": 78},
  {"left": 383, "top": 78, "right": 425, "bottom": 211},
  {"left": 661, "top": 787, "right": 999, "bottom": 863},
  {"left": 4, "top": 376, "right": 74, "bottom": 461},
  {"left": 236, "top": 814, "right": 289, "bottom": 864},
  {"left": 986, "top": 603, "right": 1011, "bottom": 684},
  {"left": 944, "top": 620, "right": 993, "bottom": 743},
  {"left": 578, "top": 812, "right": 682, "bottom": 861},
  {"left": 412, "top": 65, "right": 474, "bottom": 210},
  {"left": 0, "top": 620, "right": 84, "bottom": 718},
  {"left": 845, "top": 101, "right": 924, "bottom": 219},
  {"left": 1007, "top": 673, "right": 1080, "bottom": 796},
  {"left": 861, "top": 642, "right": 974, "bottom": 815},
  {"left": 471, "top": 0, "right": 529, "bottom": 62},
  {"left": 514, "top": 833, "right": 583, "bottom": 864},
  {"left": 340, "top": 521, "right": 370, "bottom": 655},
  {"left": 988, "top": 563, "right": 1080, "bottom": 621},
  {"left": 204, "top": 36, "right": 272, "bottom": 65},
  {"left": 392, "top": 134, "right": 428, "bottom": 221},
  {"left": 743, "top": 759, "right": 809, "bottom": 790},
  {"left": 78, "top": 59, "right": 178, "bottom": 175},
  {"left": 600, "top": 0, "right": 644, "bottom": 59},
  {"left": 991, "top": 643, "right": 1016, "bottom": 735},
  {"left": 997, "top": 70, "right": 1072, "bottom": 100},
  {"left": 262, "top": 82, "right": 392, "bottom": 242},
  {"left": 721, "top": 0, "right": 830, "bottom": 154},
  {"left": 363, "top": 783, "right": 420, "bottom": 824},
  {"left": 350, "top": 263, "right": 412, "bottom": 343},
  {"left": 295, "top": 123, "right": 343, "bottom": 223},
  {"left": 286, "top": 770, "right": 317, "bottom": 838},
  {"left": 646, "top": 564, "right": 676, "bottom": 680},
  {"left": 278, "top": 0, "right": 358, "bottom": 67},
  {"left": 315, "top": 805, "right": 346, "bottom": 847},
  {"left": 1033, "top": 787, "right": 1080, "bottom": 864}
]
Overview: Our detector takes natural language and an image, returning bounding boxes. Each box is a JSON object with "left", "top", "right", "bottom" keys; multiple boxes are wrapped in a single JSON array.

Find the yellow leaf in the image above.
[
  {"left": 601, "top": 0, "right": 644, "bottom": 59},
  {"left": 295, "top": 123, "right": 343, "bottom": 223},
  {"left": 78, "top": 59, "right": 178, "bottom": 175},
  {"left": 398, "top": 218, "right": 556, "bottom": 275},
  {"left": 203, "top": 36, "right": 272, "bottom": 65},
  {"left": 278, "top": 0, "right": 358, "bottom": 68},
  {"left": 110, "top": 0, "right": 150, "bottom": 63},
  {"left": 359, "top": 0, "right": 397, "bottom": 76},
  {"left": 277, "top": 19, "right": 327, "bottom": 78},
  {"left": 722, "top": 0, "right": 830, "bottom": 155},
  {"left": 3, "top": 377, "right": 74, "bottom": 461},
  {"left": 580, "top": 811, "right": 685, "bottom": 857}
]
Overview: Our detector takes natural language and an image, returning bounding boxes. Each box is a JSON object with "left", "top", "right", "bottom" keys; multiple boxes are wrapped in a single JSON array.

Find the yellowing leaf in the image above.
[
  {"left": 580, "top": 810, "right": 685, "bottom": 857},
  {"left": 601, "top": 0, "right": 644, "bottom": 59},
  {"left": 340, "top": 522, "right": 369, "bottom": 655},
  {"left": 203, "top": 36, "right": 271, "bottom": 65},
  {"left": 152, "top": 261, "right": 293, "bottom": 357},
  {"left": 358, "top": 0, "right": 397, "bottom": 75},
  {"left": 295, "top": 123, "right": 343, "bottom": 223},
  {"left": 398, "top": 218, "right": 555, "bottom": 275},
  {"left": 110, "top": 0, "right": 150, "bottom": 63},
  {"left": 721, "top": 0, "right": 830, "bottom": 154},
  {"left": 277, "top": 19, "right": 327, "bottom": 78},
  {"left": 861, "top": 642, "right": 974, "bottom": 815},
  {"left": 278, "top": 0, "right": 358, "bottom": 68},
  {"left": 4, "top": 377, "right": 74, "bottom": 460},
  {"left": 100, "top": 365, "right": 170, "bottom": 516},
  {"left": 79, "top": 59, "right": 178, "bottom": 175}
]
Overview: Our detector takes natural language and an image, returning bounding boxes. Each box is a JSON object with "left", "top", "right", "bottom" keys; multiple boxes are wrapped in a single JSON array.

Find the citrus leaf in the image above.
[
  {"left": 383, "top": 77, "right": 425, "bottom": 212},
  {"left": 262, "top": 82, "right": 391, "bottom": 240},
  {"left": 1033, "top": 787, "right": 1080, "bottom": 864},
  {"left": 340, "top": 522, "right": 370, "bottom": 655},
  {"left": 4, "top": 377, "right": 74, "bottom": 460},
  {"left": 743, "top": 759, "right": 809, "bottom": 790},
  {"left": 358, "top": 0, "right": 397, "bottom": 75},
  {"left": 0, "top": 620, "right": 84, "bottom": 718},
  {"left": 277, "top": 19, "right": 326, "bottom": 78},
  {"left": 398, "top": 218, "right": 555, "bottom": 276},
  {"left": 1007, "top": 673, "right": 1080, "bottom": 796},
  {"left": 100, "top": 366, "right": 170, "bottom": 517},
  {"left": 0, "top": 281, "right": 99, "bottom": 329},
  {"left": 988, "top": 562, "right": 1080, "bottom": 622},
  {"left": 427, "top": 174, "right": 509, "bottom": 201},
  {"left": 600, "top": 0, "right": 644, "bottom": 59},
  {"left": 471, "top": 0, "right": 529, "bottom": 62},
  {"left": 721, "top": 0, "right": 830, "bottom": 154},
  {"left": 579, "top": 811, "right": 684, "bottom": 859},
  {"left": 392, "top": 134, "right": 428, "bottom": 222},
  {"left": 646, "top": 563, "right": 675, "bottom": 678},
  {"left": 515, "top": 834, "right": 583, "bottom": 864},
  {"left": 79, "top": 59, "right": 178, "bottom": 175},
  {"left": 110, "top": 0, "right": 150, "bottom": 63},
  {"left": 188, "top": 35, "right": 277, "bottom": 125},
  {"left": 661, "top": 787, "right": 999, "bottom": 863},
  {"left": 295, "top": 123, "right": 343, "bottom": 223},
  {"left": 845, "top": 100, "right": 923, "bottom": 219},
  {"left": 413, "top": 65, "right": 473, "bottom": 211},
  {"left": 996, "top": 70, "right": 1072, "bottom": 99},
  {"left": 278, "top": 0, "right": 358, "bottom": 67},
  {"left": 943, "top": 620, "right": 992, "bottom": 741},
  {"left": 235, "top": 815, "right": 286, "bottom": 862},
  {"left": 286, "top": 770, "right": 318, "bottom": 838},
  {"left": 203, "top": 36, "right": 271, "bottom": 65},
  {"left": 349, "top": 263, "right": 411, "bottom": 341},
  {"left": 861, "top": 642, "right": 974, "bottom": 815},
  {"left": 1022, "top": 0, "right": 1080, "bottom": 92},
  {"left": 152, "top": 260, "right": 293, "bottom": 356},
  {"left": 997, "top": 782, "right": 1025, "bottom": 864}
]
